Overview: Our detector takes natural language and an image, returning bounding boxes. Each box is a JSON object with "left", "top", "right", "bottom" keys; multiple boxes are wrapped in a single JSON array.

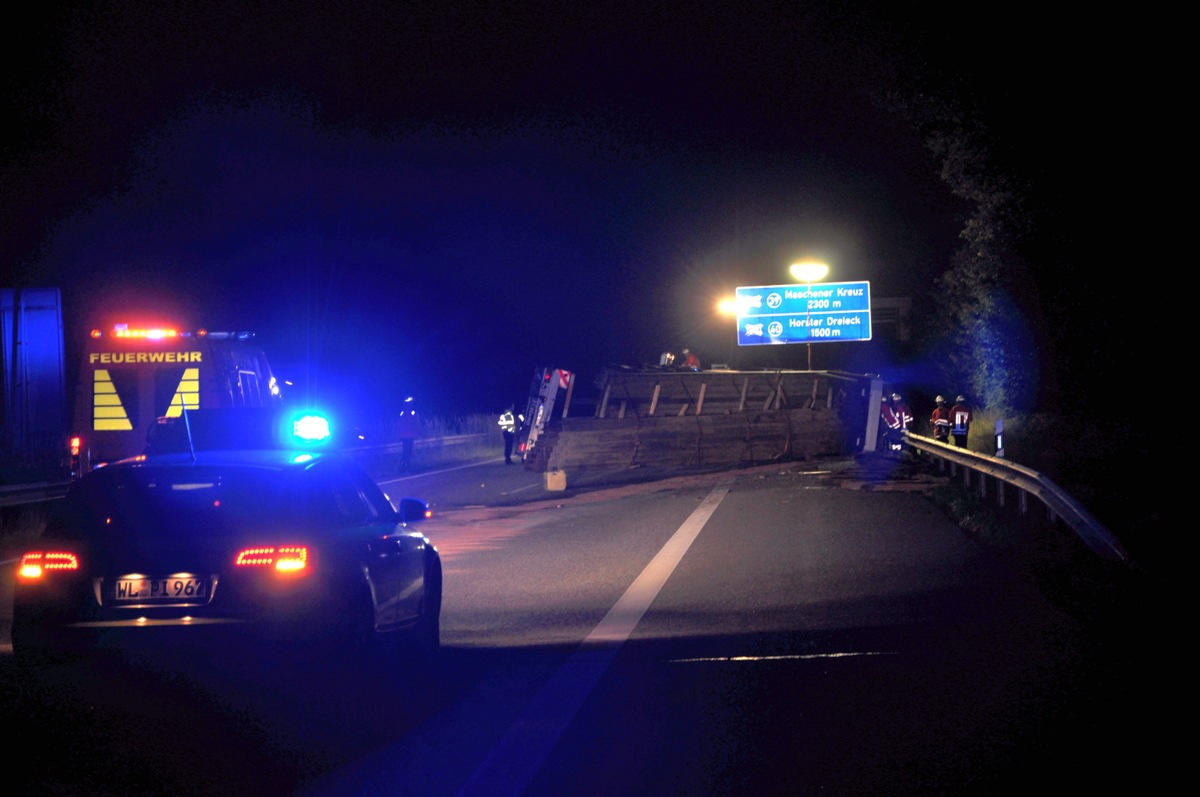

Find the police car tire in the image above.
[{"left": 411, "top": 557, "right": 442, "bottom": 658}]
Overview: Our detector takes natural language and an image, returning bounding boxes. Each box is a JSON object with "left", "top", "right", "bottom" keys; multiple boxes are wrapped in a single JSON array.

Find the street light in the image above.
[{"left": 789, "top": 260, "right": 829, "bottom": 370}]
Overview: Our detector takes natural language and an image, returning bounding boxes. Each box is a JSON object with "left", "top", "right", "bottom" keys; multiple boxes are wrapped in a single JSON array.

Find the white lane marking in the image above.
[
  {"left": 454, "top": 482, "right": 733, "bottom": 797},
  {"left": 670, "top": 651, "right": 898, "bottom": 663},
  {"left": 584, "top": 483, "right": 731, "bottom": 645},
  {"left": 500, "top": 482, "right": 543, "bottom": 496}
]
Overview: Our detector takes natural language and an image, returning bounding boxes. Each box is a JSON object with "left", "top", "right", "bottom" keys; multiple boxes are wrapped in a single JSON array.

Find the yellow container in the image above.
[{"left": 544, "top": 470, "right": 567, "bottom": 491}]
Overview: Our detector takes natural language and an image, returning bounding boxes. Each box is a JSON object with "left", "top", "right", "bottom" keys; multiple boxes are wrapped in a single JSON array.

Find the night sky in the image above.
[{"left": 2, "top": 3, "right": 1130, "bottom": 422}]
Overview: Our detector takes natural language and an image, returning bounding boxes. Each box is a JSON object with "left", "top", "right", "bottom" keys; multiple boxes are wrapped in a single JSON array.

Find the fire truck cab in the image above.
[{"left": 70, "top": 323, "right": 281, "bottom": 476}]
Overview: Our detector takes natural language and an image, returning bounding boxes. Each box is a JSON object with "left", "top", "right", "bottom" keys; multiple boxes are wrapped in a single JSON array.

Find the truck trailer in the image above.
[{"left": 1, "top": 288, "right": 67, "bottom": 478}]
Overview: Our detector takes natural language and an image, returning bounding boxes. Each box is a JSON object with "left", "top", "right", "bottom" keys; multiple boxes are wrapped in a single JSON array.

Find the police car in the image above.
[{"left": 12, "top": 408, "right": 441, "bottom": 663}]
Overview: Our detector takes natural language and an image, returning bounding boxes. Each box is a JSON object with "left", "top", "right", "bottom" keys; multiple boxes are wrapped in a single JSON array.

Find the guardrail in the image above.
[
  {"left": 902, "top": 431, "right": 1129, "bottom": 563},
  {"left": 349, "top": 433, "right": 489, "bottom": 456},
  {"left": 0, "top": 482, "right": 69, "bottom": 507}
]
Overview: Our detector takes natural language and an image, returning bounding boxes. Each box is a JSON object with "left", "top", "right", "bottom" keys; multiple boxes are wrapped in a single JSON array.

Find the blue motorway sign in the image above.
[{"left": 735, "top": 281, "right": 872, "bottom": 346}]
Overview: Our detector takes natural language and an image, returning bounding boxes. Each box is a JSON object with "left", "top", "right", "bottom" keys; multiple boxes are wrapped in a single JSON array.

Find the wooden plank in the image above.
[{"left": 561, "top": 372, "right": 576, "bottom": 418}]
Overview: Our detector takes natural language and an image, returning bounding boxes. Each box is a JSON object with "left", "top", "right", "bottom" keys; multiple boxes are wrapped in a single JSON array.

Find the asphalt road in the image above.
[{"left": 0, "top": 456, "right": 1164, "bottom": 795}]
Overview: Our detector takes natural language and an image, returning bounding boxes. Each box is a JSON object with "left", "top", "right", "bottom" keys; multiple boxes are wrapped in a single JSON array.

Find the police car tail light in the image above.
[
  {"left": 18, "top": 551, "right": 80, "bottom": 580},
  {"left": 234, "top": 546, "right": 310, "bottom": 573}
]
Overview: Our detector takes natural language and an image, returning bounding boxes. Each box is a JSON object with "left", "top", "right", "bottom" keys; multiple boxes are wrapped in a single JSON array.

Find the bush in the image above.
[{"left": 952, "top": 409, "right": 1158, "bottom": 575}]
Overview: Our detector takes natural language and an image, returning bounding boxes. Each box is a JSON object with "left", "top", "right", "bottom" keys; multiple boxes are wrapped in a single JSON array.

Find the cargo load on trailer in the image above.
[{"left": 71, "top": 322, "right": 281, "bottom": 475}]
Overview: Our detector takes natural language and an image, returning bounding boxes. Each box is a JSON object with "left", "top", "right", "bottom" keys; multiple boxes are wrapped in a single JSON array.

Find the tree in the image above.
[{"left": 883, "top": 88, "right": 1043, "bottom": 414}]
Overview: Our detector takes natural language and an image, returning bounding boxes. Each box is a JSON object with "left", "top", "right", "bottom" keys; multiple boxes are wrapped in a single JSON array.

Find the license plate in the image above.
[{"left": 114, "top": 577, "right": 208, "bottom": 601}]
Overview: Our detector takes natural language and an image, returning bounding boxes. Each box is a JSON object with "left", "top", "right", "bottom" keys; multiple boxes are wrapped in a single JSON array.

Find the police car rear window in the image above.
[{"left": 65, "top": 467, "right": 295, "bottom": 540}]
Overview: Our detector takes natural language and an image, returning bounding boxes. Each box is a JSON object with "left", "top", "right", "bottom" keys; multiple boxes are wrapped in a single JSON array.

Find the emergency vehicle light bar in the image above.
[
  {"left": 291, "top": 414, "right": 332, "bottom": 444},
  {"left": 91, "top": 325, "right": 255, "bottom": 341},
  {"left": 113, "top": 324, "right": 178, "bottom": 339}
]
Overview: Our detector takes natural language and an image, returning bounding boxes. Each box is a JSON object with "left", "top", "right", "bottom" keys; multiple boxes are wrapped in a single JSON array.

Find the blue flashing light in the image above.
[{"left": 292, "top": 414, "right": 332, "bottom": 444}]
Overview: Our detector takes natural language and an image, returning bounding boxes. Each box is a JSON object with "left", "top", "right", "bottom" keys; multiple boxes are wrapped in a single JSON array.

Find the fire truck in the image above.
[{"left": 70, "top": 322, "right": 281, "bottom": 476}]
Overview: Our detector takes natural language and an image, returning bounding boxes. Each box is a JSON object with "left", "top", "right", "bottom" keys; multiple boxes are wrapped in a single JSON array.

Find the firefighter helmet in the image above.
[
  {"left": 935, "top": 395, "right": 946, "bottom": 403},
  {"left": 956, "top": 395, "right": 966, "bottom": 403},
  {"left": 891, "top": 393, "right": 901, "bottom": 401}
]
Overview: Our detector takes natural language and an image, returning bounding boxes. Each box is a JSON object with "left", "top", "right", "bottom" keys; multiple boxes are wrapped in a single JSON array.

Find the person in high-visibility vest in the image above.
[
  {"left": 879, "top": 396, "right": 901, "bottom": 452},
  {"left": 950, "top": 395, "right": 973, "bottom": 449},
  {"left": 891, "top": 393, "right": 912, "bottom": 452},
  {"left": 396, "top": 396, "right": 420, "bottom": 471},
  {"left": 891, "top": 393, "right": 913, "bottom": 432},
  {"left": 499, "top": 406, "right": 520, "bottom": 464}
]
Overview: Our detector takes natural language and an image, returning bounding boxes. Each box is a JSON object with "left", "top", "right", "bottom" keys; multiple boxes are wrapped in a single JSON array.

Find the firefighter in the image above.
[
  {"left": 930, "top": 395, "right": 952, "bottom": 443},
  {"left": 499, "top": 405, "right": 520, "bottom": 464},
  {"left": 879, "top": 395, "right": 901, "bottom": 452},
  {"left": 891, "top": 393, "right": 913, "bottom": 434},
  {"left": 681, "top": 348, "right": 701, "bottom": 371},
  {"left": 950, "top": 395, "right": 973, "bottom": 448},
  {"left": 396, "top": 396, "right": 420, "bottom": 471}
]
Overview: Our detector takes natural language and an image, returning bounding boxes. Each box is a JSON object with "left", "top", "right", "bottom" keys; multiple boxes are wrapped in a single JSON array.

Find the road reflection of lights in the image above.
[{"left": 669, "top": 652, "right": 898, "bottom": 663}]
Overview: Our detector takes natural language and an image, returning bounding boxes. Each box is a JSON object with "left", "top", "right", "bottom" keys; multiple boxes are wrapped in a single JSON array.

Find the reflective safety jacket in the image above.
[
  {"left": 930, "top": 405, "right": 952, "bottom": 440},
  {"left": 499, "top": 410, "right": 517, "bottom": 433},
  {"left": 951, "top": 403, "right": 972, "bottom": 436}
]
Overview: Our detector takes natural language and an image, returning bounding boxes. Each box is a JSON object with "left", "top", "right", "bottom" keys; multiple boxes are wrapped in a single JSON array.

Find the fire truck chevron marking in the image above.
[
  {"left": 166, "top": 367, "right": 201, "bottom": 417},
  {"left": 92, "top": 369, "right": 132, "bottom": 431}
]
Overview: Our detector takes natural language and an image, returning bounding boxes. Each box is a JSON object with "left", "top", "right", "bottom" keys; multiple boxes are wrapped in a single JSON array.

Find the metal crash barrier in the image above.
[
  {"left": 1, "top": 482, "right": 70, "bottom": 508},
  {"left": 902, "top": 431, "right": 1129, "bottom": 563}
]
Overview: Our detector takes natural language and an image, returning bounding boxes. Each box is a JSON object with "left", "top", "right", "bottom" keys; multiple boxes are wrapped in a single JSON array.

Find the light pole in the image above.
[{"left": 789, "top": 260, "right": 829, "bottom": 370}]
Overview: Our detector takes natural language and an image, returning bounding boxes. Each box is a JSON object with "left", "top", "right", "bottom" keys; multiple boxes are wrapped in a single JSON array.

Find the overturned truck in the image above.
[{"left": 523, "top": 368, "right": 885, "bottom": 472}]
